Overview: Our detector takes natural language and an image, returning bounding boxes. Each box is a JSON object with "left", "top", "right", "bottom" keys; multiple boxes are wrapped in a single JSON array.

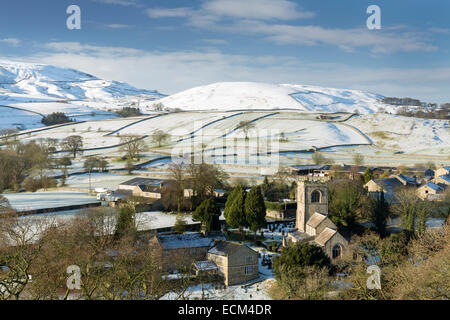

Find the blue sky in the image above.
[{"left": 1, "top": 0, "right": 449, "bottom": 102}]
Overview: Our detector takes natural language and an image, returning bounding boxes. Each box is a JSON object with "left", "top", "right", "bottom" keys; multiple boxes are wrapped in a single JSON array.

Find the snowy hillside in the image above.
[
  {"left": 151, "top": 82, "right": 396, "bottom": 114},
  {"left": 0, "top": 60, "right": 166, "bottom": 129}
]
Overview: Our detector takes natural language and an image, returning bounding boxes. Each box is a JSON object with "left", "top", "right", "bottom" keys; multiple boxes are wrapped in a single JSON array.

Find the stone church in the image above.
[{"left": 284, "top": 180, "right": 348, "bottom": 260}]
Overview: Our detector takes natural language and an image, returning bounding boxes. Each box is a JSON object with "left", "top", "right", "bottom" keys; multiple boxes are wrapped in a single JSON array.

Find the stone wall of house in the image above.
[
  {"left": 435, "top": 167, "right": 450, "bottom": 178},
  {"left": 150, "top": 238, "right": 210, "bottom": 271},
  {"left": 208, "top": 246, "right": 259, "bottom": 286},
  {"left": 365, "top": 180, "right": 383, "bottom": 192},
  {"left": 226, "top": 246, "right": 259, "bottom": 286}
]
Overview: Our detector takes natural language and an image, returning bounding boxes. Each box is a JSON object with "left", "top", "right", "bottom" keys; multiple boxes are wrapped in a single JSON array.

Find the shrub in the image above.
[
  {"left": 116, "top": 107, "right": 142, "bottom": 118},
  {"left": 41, "top": 112, "right": 73, "bottom": 126}
]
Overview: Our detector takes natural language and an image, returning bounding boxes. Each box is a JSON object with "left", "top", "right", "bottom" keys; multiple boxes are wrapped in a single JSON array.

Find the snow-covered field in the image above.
[
  {"left": 2, "top": 61, "right": 447, "bottom": 170},
  {"left": 0, "top": 60, "right": 165, "bottom": 129},
  {"left": 348, "top": 114, "right": 450, "bottom": 155},
  {"left": 151, "top": 82, "right": 396, "bottom": 114},
  {"left": 3, "top": 191, "right": 98, "bottom": 211}
]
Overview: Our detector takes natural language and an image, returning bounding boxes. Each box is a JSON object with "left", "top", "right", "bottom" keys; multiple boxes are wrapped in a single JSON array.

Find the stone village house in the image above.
[{"left": 150, "top": 233, "right": 259, "bottom": 286}]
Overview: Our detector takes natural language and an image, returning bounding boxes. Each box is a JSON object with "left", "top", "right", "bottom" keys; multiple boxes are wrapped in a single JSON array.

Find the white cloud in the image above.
[
  {"left": 146, "top": 7, "right": 194, "bottom": 18},
  {"left": 231, "top": 21, "right": 437, "bottom": 54},
  {"left": 91, "top": 0, "right": 141, "bottom": 7},
  {"left": 145, "top": 2, "right": 436, "bottom": 54},
  {"left": 106, "top": 24, "right": 133, "bottom": 29},
  {"left": 14, "top": 41, "right": 450, "bottom": 103},
  {"left": 0, "top": 38, "right": 20, "bottom": 46},
  {"left": 201, "top": 0, "right": 315, "bottom": 20},
  {"left": 201, "top": 39, "right": 229, "bottom": 45}
]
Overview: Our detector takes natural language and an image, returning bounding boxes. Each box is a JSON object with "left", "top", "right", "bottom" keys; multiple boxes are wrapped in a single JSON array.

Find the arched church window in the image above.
[
  {"left": 332, "top": 244, "right": 342, "bottom": 259},
  {"left": 311, "top": 190, "right": 321, "bottom": 203}
]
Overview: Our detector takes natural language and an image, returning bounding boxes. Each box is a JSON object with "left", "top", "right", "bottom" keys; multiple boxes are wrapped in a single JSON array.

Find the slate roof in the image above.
[
  {"left": 156, "top": 232, "right": 214, "bottom": 250},
  {"left": 119, "top": 177, "right": 164, "bottom": 187},
  {"left": 193, "top": 260, "right": 218, "bottom": 271},
  {"left": 395, "top": 174, "right": 417, "bottom": 185},
  {"left": 439, "top": 174, "right": 450, "bottom": 183},
  {"left": 287, "top": 230, "right": 314, "bottom": 242},
  {"left": 314, "top": 227, "right": 337, "bottom": 246},
  {"left": 208, "top": 241, "right": 244, "bottom": 257},
  {"left": 306, "top": 212, "right": 327, "bottom": 228},
  {"left": 289, "top": 165, "right": 331, "bottom": 171},
  {"left": 372, "top": 178, "right": 403, "bottom": 190},
  {"left": 425, "top": 182, "right": 443, "bottom": 192}
]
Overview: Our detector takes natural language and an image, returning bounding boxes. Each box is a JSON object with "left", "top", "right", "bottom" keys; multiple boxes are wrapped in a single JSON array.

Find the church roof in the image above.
[
  {"left": 314, "top": 227, "right": 337, "bottom": 246},
  {"left": 306, "top": 212, "right": 327, "bottom": 228}
]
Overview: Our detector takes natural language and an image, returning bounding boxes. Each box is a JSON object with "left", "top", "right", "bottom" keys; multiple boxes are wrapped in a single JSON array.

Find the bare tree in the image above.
[
  {"left": 0, "top": 129, "right": 18, "bottom": 145},
  {"left": 236, "top": 121, "right": 255, "bottom": 140},
  {"left": 61, "top": 136, "right": 83, "bottom": 159},
  {"left": 167, "top": 162, "right": 186, "bottom": 212},
  {"left": 151, "top": 130, "right": 170, "bottom": 147},
  {"left": 119, "top": 136, "right": 146, "bottom": 160},
  {"left": 353, "top": 153, "right": 364, "bottom": 167}
]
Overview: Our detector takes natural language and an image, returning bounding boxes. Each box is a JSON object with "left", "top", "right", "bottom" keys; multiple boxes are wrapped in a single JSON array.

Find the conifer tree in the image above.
[
  {"left": 245, "top": 186, "right": 266, "bottom": 243},
  {"left": 363, "top": 167, "right": 374, "bottom": 184},
  {"left": 371, "top": 191, "right": 390, "bottom": 237},
  {"left": 224, "top": 185, "right": 247, "bottom": 240},
  {"left": 114, "top": 205, "right": 137, "bottom": 240},
  {"left": 193, "top": 198, "right": 221, "bottom": 232}
]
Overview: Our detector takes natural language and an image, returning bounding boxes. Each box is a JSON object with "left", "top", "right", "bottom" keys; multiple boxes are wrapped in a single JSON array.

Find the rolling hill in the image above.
[
  {"left": 0, "top": 60, "right": 166, "bottom": 129},
  {"left": 150, "top": 82, "right": 397, "bottom": 114}
]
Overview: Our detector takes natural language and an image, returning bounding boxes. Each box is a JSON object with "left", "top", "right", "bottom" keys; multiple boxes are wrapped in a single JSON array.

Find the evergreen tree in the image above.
[
  {"left": 363, "top": 167, "right": 374, "bottom": 184},
  {"left": 224, "top": 186, "right": 240, "bottom": 220},
  {"left": 192, "top": 198, "right": 221, "bottom": 233},
  {"left": 174, "top": 214, "right": 187, "bottom": 234},
  {"left": 371, "top": 191, "right": 390, "bottom": 237},
  {"left": 114, "top": 205, "right": 137, "bottom": 240},
  {"left": 224, "top": 185, "right": 247, "bottom": 239},
  {"left": 273, "top": 242, "right": 330, "bottom": 279},
  {"left": 245, "top": 186, "right": 266, "bottom": 243}
]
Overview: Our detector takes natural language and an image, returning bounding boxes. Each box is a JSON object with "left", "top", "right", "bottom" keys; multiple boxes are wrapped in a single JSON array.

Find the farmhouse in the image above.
[
  {"left": 364, "top": 174, "right": 418, "bottom": 199},
  {"left": 207, "top": 241, "right": 259, "bottom": 286},
  {"left": 118, "top": 177, "right": 167, "bottom": 199},
  {"left": 417, "top": 182, "right": 445, "bottom": 200},
  {"left": 285, "top": 165, "right": 331, "bottom": 177},
  {"left": 433, "top": 166, "right": 450, "bottom": 186},
  {"left": 284, "top": 181, "right": 348, "bottom": 260}
]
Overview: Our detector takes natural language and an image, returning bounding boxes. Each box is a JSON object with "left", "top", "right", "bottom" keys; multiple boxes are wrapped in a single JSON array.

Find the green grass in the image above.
[{"left": 370, "top": 131, "right": 391, "bottom": 140}]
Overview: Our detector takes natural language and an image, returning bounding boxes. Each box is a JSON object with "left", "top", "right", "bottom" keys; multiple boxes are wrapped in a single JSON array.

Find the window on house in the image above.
[
  {"left": 332, "top": 244, "right": 342, "bottom": 259},
  {"left": 311, "top": 190, "right": 321, "bottom": 203},
  {"left": 245, "top": 266, "right": 254, "bottom": 275}
]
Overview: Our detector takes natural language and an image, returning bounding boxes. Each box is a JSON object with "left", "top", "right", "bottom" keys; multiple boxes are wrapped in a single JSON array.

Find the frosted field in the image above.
[
  {"left": 5, "top": 108, "right": 448, "bottom": 170},
  {"left": 64, "top": 172, "right": 136, "bottom": 190},
  {"left": 0, "top": 60, "right": 165, "bottom": 130},
  {"left": 348, "top": 114, "right": 450, "bottom": 155},
  {"left": 224, "top": 118, "right": 369, "bottom": 150},
  {"left": 3, "top": 191, "right": 98, "bottom": 211},
  {"left": 0, "top": 107, "right": 42, "bottom": 130},
  {"left": 152, "top": 82, "right": 396, "bottom": 114}
]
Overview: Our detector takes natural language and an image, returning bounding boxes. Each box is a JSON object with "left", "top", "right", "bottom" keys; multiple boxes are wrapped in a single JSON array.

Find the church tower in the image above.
[{"left": 296, "top": 181, "right": 329, "bottom": 232}]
